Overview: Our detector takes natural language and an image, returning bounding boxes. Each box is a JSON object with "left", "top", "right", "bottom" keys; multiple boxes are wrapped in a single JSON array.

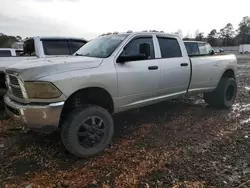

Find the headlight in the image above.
[{"left": 24, "top": 82, "right": 62, "bottom": 99}]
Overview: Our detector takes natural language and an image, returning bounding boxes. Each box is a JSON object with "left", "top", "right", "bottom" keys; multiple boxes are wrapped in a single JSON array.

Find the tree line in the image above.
[
  {"left": 182, "top": 16, "right": 250, "bottom": 47},
  {"left": 0, "top": 33, "right": 23, "bottom": 48},
  {"left": 1, "top": 16, "right": 250, "bottom": 48}
]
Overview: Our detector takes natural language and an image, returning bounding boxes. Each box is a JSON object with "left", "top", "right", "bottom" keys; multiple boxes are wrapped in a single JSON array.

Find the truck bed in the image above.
[{"left": 188, "top": 54, "right": 237, "bottom": 94}]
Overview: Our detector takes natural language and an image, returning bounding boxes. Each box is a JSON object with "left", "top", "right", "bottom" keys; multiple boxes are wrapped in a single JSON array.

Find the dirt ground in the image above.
[{"left": 1, "top": 54, "right": 250, "bottom": 188}]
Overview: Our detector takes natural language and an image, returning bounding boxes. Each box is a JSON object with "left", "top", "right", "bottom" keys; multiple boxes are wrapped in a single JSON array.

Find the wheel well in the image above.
[
  {"left": 59, "top": 87, "right": 114, "bottom": 127},
  {"left": 0, "top": 72, "right": 6, "bottom": 89},
  {"left": 222, "top": 69, "right": 235, "bottom": 79}
]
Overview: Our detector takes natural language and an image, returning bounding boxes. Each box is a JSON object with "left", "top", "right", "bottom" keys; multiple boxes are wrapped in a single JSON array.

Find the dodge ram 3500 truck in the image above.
[
  {"left": 0, "top": 36, "right": 87, "bottom": 119},
  {"left": 4, "top": 32, "right": 237, "bottom": 158}
]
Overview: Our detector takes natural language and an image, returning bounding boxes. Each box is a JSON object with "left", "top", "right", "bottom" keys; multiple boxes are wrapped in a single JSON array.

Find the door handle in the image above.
[
  {"left": 148, "top": 66, "right": 158, "bottom": 70},
  {"left": 180, "top": 63, "right": 188, "bottom": 67}
]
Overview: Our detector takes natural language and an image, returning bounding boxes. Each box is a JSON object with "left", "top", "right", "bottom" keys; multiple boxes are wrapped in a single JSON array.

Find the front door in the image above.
[{"left": 115, "top": 36, "right": 161, "bottom": 111}]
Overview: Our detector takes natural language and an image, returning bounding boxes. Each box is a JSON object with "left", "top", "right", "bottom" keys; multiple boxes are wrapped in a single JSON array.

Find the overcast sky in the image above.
[{"left": 0, "top": 0, "right": 250, "bottom": 39}]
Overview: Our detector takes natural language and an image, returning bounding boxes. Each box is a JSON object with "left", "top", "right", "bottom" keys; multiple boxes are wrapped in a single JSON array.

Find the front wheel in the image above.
[
  {"left": 204, "top": 77, "right": 237, "bottom": 108},
  {"left": 61, "top": 105, "right": 114, "bottom": 158}
]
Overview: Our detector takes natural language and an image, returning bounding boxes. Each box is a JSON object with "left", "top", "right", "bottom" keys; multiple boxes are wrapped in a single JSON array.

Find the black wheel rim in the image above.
[
  {"left": 77, "top": 116, "right": 106, "bottom": 148},
  {"left": 226, "top": 85, "right": 235, "bottom": 101}
]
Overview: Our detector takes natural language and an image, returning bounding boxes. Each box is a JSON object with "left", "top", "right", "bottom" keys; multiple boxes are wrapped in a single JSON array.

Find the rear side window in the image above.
[
  {"left": 205, "top": 43, "right": 213, "bottom": 54},
  {"left": 157, "top": 37, "right": 182, "bottom": 58},
  {"left": 0, "top": 50, "right": 11, "bottom": 57},
  {"left": 70, "top": 40, "right": 87, "bottom": 54},
  {"left": 198, "top": 43, "right": 206, "bottom": 54},
  {"left": 42, "top": 40, "right": 70, "bottom": 55},
  {"left": 184, "top": 42, "right": 199, "bottom": 55}
]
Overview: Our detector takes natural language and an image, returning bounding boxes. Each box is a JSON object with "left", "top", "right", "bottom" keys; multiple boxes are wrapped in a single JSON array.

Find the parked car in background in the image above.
[
  {"left": 239, "top": 44, "right": 250, "bottom": 54},
  {"left": 11, "top": 42, "right": 24, "bottom": 50},
  {"left": 21, "top": 36, "right": 88, "bottom": 57},
  {"left": 0, "top": 36, "right": 88, "bottom": 61},
  {"left": 0, "top": 48, "right": 23, "bottom": 57},
  {"left": 219, "top": 48, "right": 224, "bottom": 53},
  {"left": 4, "top": 31, "right": 237, "bottom": 158},
  {"left": 214, "top": 48, "right": 225, "bottom": 53},
  {"left": 0, "top": 36, "right": 88, "bottom": 119},
  {"left": 184, "top": 41, "right": 215, "bottom": 56}
]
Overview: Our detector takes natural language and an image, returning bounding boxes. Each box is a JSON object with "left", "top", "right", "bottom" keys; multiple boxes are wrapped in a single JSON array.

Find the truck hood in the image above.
[
  {"left": 6, "top": 56, "right": 103, "bottom": 80},
  {"left": 0, "top": 57, "right": 38, "bottom": 71}
]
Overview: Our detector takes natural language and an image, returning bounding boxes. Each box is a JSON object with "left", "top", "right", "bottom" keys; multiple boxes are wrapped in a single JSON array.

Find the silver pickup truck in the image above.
[{"left": 4, "top": 32, "right": 237, "bottom": 157}]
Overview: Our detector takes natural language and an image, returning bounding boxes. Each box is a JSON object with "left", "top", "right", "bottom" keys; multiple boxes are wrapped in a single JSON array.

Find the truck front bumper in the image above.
[{"left": 4, "top": 95, "right": 64, "bottom": 129}]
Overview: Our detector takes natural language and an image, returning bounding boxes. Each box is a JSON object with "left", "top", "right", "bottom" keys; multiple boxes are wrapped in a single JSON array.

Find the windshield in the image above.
[{"left": 75, "top": 34, "right": 128, "bottom": 58}]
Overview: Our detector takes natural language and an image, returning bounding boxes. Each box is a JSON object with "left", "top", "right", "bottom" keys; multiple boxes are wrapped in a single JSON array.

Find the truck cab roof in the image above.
[
  {"left": 100, "top": 31, "right": 180, "bottom": 39},
  {"left": 183, "top": 40, "right": 208, "bottom": 44},
  {"left": 24, "top": 36, "right": 88, "bottom": 42}
]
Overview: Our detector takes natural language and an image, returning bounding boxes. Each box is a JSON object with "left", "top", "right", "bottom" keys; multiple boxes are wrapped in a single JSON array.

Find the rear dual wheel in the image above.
[{"left": 204, "top": 77, "right": 237, "bottom": 108}]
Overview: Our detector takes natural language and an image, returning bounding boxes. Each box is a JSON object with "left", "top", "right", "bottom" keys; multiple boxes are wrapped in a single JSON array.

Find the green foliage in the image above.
[
  {"left": 195, "top": 32, "right": 204, "bottom": 41},
  {"left": 0, "top": 33, "right": 20, "bottom": 48},
  {"left": 238, "top": 16, "right": 250, "bottom": 44},
  {"left": 219, "top": 23, "right": 235, "bottom": 46},
  {"left": 207, "top": 29, "right": 218, "bottom": 46},
  {"left": 205, "top": 17, "right": 250, "bottom": 46}
]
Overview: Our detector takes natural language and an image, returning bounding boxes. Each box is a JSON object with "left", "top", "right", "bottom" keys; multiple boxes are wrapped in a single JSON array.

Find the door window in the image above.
[
  {"left": 184, "top": 42, "right": 199, "bottom": 55},
  {"left": 205, "top": 43, "right": 214, "bottom": 54},
  {"left": 121, "top": 37, "right": 155, "bottom": 59},
  {"left": 158, "top": 37, "right": 182, "bottom": 58},
  {"left": 42, "top": 40, "right": 70, "bottom": 55},
  {"left": 198, "top": 43, "right": 207, "bottom": 54}
]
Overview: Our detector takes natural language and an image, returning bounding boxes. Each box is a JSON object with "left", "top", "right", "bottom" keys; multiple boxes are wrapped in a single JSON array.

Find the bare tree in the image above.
[
  {"left": 174, "top": 29, "right": 183, "bottom": 38},
  {"left": 195, "top": 32, "right": 204, "bottom": 41}
]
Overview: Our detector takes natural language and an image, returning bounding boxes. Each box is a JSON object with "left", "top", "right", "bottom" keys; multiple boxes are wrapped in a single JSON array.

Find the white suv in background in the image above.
[{"left": 0, "top": 48, "right": 23, "bottom": 57}]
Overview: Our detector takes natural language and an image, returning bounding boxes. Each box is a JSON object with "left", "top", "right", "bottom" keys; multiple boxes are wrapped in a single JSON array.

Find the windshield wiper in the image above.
[
  {"left": 75, "top": 53, "right": 91, "bottom": 56},
  {"left": 75, "top": 53, "right": 84, "bottom": 56}
]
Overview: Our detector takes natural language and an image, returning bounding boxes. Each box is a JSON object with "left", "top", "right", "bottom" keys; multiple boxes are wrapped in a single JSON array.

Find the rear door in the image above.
[{"left": 157, "top": 36, "right": 190, "bottom": 96}]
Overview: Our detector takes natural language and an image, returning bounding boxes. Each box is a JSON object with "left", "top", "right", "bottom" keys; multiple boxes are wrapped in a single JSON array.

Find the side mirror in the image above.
[
  {"left": 117, "top": 54, "right": 147, "bottom": 63},
  {"left": 139, "top": 43, "right": 151, "bottom": 58}
]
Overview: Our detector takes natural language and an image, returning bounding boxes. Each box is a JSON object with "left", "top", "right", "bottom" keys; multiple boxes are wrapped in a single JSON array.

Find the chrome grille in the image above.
[
  {"left": 6, "top": 72, "right": 24, "bottom": 100},
  {"left": 11, "top": 86, "right": 24, "bottom": 99},
  {"left": 9, "top": 75, "right": 19, "bottom": 86}
]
